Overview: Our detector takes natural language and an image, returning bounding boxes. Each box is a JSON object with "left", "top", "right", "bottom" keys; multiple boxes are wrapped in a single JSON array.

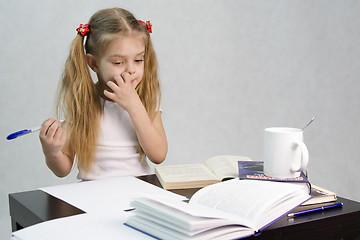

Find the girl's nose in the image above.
[{"left": 126, "top": 62, "right": 135, "bottom": 74}]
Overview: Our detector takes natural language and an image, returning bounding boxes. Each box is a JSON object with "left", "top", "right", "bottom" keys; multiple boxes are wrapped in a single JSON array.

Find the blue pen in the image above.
[
  {"left": 288, "top": 202, "right": 343, "bottom": 217},
  {"left": 6, "top": 120, "right": 65, "bottom": 140}
]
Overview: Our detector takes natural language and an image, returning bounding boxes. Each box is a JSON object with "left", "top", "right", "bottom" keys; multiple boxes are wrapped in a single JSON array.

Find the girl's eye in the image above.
[
  {"left": 114, "top": 61, "right": 124, "bottom": 65},
  {"left": 135, "top": 59, "right": 144, "bottom": 63}
]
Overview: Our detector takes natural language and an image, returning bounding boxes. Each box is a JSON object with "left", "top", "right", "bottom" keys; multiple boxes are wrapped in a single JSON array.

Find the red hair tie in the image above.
[
  {"left": 138, "top": 20, "right": 153, "bottom": 33},
  {"left": 76, "top": 24, "right": 90, "bottom": 36}
]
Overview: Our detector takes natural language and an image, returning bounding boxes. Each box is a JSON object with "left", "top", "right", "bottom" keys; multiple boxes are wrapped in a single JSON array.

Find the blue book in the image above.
[{"left": 238, "top": 161, "right": 310, "bottom": 183}]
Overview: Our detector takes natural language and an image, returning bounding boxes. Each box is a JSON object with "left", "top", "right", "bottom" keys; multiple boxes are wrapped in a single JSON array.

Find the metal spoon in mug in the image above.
[{"left": 301, "top": 117, "right": 315, "bottom": 131}]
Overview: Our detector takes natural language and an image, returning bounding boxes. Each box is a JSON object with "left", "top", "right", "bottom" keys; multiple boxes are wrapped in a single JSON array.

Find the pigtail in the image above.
[
  {"left": 137, "top": 38, "right": 160, "bottom": 120},
  {"left": 136, "top": 31, "right": 161, "bottom": 161},
  {"left": 57, "top": 34, "right": 101, "bottom": 173}
]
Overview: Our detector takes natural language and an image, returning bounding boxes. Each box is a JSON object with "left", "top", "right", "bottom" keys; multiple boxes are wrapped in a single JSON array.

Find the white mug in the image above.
[{"left": 263, "top": 127, "right": 309, "bottom": 179}]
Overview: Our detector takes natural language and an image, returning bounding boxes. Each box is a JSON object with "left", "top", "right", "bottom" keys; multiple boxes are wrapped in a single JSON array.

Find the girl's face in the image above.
[{"left": 92, "top": 34, "right": 145, "bottom": 91}]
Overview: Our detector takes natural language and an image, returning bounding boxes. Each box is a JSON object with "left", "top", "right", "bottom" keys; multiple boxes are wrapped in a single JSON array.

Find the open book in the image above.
[
  {"left": 125, "top": 179, "right": 311, "bottom": 240},
  {"left": 155, "top": 155, "right": 251, "bottom": 189}
]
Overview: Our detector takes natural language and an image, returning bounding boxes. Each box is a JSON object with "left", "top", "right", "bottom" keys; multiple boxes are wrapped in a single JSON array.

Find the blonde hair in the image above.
[{"left": 57, "top": 8, "right": 160, "bottom": 173}]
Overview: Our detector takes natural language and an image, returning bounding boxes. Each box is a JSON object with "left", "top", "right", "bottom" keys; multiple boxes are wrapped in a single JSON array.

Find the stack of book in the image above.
[
  {"left": 125, "top": 178, "right": 312, "bottom": 239},
  {"left": 124, "top": 156, "right": 338, "bottom": 239},
  {"left": 237, "top": 160, "right": 337, "bottom": 208}
]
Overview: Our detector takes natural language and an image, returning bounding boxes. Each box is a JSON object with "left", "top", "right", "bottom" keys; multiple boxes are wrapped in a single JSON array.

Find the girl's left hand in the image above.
[{"left": 104, "top": 72, "right": 142, "bottom": 112}]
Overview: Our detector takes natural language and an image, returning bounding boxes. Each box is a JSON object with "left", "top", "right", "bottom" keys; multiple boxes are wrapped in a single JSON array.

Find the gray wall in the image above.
[{"left": 1, "top": 0, "right": 359, "bottom": 238}]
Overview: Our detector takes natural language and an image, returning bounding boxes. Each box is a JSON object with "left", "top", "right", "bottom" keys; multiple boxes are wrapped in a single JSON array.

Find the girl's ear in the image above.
[{"left": 86, "top": 54, "right": 99, "bottom": 72}]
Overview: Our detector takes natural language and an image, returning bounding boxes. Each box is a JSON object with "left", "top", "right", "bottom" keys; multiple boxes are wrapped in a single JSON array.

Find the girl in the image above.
[{"left": 39, "top": 8, "right": 167, "bottom": 180}]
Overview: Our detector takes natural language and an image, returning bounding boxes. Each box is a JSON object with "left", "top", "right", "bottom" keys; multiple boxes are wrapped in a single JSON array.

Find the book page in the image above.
[
  {"left": 189, "top": 179, "right": 310, "bottom": 230},
  {"left": 156, "top": 164, "right": 220, "bottom": 182},
  {"left": 204, "top": 155, "right": 252, "bottom": 180}
]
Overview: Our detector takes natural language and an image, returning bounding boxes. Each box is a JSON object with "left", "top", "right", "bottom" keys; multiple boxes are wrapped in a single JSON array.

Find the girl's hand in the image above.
[
  {"left": 103, "top": 72, "right": 142, "bottom": 112},
  {"left": 39, "top": 118, "right": 67, "bottom": 159}
]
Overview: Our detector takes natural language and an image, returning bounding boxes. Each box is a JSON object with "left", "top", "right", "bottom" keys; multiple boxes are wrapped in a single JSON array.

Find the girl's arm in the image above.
[
  {"left": 128, "top": 107, "right": 167, "bottom": 164},
  {"left": 105, "top": 74, "right": 168, "bottom": 164},
  {"left": 39, "top": 119, "right": 74, "bottom": 177}
]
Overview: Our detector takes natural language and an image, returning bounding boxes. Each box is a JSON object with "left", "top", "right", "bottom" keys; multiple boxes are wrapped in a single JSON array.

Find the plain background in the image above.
[{"left": 1, "top": 0, "right": 359, "bottom": 238}]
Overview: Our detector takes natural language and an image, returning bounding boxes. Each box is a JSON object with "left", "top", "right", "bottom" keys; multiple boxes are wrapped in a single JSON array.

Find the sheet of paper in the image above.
[
  {"left": 40, "top": 176, "right": 187, "bottom": 213},
  {"left": 12, "top": 212, "right": 153, "bottom": 240}
]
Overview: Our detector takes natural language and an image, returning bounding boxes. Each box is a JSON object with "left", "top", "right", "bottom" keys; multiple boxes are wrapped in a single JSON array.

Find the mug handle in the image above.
[{"left": 291, "top": 141, "right": 309, "bottom": 173}]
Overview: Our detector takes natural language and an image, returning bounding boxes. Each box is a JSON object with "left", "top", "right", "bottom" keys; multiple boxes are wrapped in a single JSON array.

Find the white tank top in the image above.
[{"left": 77, "top": 100, "right": 152, "bottom": 180}]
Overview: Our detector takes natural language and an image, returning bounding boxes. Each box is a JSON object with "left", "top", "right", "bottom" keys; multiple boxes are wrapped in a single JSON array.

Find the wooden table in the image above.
[{"left": 9, "top": 174, "right": 360, "bottom": 239}]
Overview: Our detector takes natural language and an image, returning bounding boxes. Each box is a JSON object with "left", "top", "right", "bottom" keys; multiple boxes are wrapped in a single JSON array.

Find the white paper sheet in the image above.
[
  {"left": 12, "top": 212, "right": 153, "bottom": 240},
  {"left": 40, "top": 176, "right": 187, "bottom": 213}
]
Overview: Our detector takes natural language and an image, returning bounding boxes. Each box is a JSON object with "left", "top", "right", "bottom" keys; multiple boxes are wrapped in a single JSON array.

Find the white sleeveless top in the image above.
[{"left": 77, "top": 100, "right": 152, "bottom": 180}]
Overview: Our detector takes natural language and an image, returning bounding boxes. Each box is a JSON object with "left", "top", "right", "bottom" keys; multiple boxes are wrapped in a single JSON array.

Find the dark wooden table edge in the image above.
[{"left": 9, "top": 190, "right": 85, "bottom": 232}]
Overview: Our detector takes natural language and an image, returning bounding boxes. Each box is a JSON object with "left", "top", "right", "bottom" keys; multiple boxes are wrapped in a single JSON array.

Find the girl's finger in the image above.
[
  {"left": 40, "top": 118, "right": 56, "bottom": 136},
  {"left": 121, "top": 72, "right": 131, "bottom": 83},
  {"left": 104, "top": 89, "right": 116, "bottom": 100},
  {"left": 46, "top": 120, "right": 61, "bottom": 138},
  {"left": 53, "top": 127, "right": 63, "bottom": 142},
  {"left": 107, "top": 80, "right": 118, "bottom": 90},
  {"left": 114, "top": 75, "right": 125, "bottom": 85}
]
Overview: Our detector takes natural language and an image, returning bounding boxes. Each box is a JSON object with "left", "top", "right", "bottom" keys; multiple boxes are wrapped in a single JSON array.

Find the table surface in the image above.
[{"left": 9, "top": 174, "right": 360, "bottom": 239}]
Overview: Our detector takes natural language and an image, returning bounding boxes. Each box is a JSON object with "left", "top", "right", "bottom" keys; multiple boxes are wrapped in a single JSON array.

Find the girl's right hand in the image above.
[{"left": 39, "top": 118, "right": 67, "bottom": 159}]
